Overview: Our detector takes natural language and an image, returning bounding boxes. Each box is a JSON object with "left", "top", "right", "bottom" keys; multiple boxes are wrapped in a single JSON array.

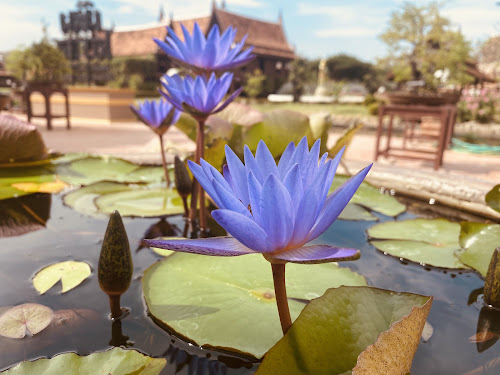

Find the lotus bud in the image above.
[
  {"left": 174, "top": 156, "right": 192, "bottom": 217},
  {"left": 98, "top": 211, "right": 133, "bottom": 319},
  {"left": 484, "top": 247, "right": 500, "bottom": 308}
]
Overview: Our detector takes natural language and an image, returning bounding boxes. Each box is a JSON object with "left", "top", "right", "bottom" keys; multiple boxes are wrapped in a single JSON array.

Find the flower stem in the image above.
[
  {"left": 271, "top": 263, "right": 292, "bottom": 335},
  {"left": 196, "top": 119, "right": 207, "bottom": 232},
  {"left": 158, "top": 134, "right": 171, "bottom": 187},
  {"left": 108, "top": 294, "right": 122, "bottom": 319}
]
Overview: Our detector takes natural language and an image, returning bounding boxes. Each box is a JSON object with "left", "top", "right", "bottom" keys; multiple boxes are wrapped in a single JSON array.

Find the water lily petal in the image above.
[
  {"left": 211, "top": 209, "right": 272, "bottom": 253},
  {"left": 225, "top": 145, "right": 250, "bottom": 206},
  {"left": 255, "top": 140, "right": 278, "bottom": 177},
  {"left": 277, "top": 141, "right": 296, "bottom": 179},
  {"left": 212, "top": 179, "right": 252, "bottom": 218},
  {"left": 267, "top": 245, "right": 360, "bottom": 264},
  {"left": 145, "top": 236, "right": 255, "bottom": 256},
  {"left": 289, "top": 187, "right": 319, "bottom": 247},
  {"left": 260, "top": 174, "right": 294, "bottom": 251},
  {"left": 306, "top": 164, "right": 372, "bottom": 242},
  {"left": 247, "top": 170, "right": 263, "bottom": 226},
  {"left": 188, "top": 160, "right": 223, "bottom": 207},
  {"left": 282, "top": 163, "right": 304, "bottom": 207},
  {"left": 244, "top": 145, "right": 264, "bottom": 183}
]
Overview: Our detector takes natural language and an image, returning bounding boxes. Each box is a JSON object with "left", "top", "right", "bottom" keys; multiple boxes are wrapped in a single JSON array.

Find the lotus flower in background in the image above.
[
  {"left": 160, "top": 72, "right": 242, "bottom": 120},
  {"left": 146, "top": 137, "right": 372, "bottom": 264},
  {"left": 130, "top": 99, "right": 181, "bottom": 186},
  {"left": 154, "top": 23, "right": 254, "bottom": 72},
  {"left": 130, "top": 99, "right": 181, "bottom": 136}
]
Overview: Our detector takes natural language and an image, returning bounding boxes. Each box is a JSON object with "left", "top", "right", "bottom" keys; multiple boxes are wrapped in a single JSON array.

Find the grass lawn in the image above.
[{"left": 245, "top": 100, "right": 370, "bottom": 116}]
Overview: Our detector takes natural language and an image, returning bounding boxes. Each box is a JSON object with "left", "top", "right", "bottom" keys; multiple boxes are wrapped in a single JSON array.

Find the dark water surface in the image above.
[{"left": 0, "top": 193, "right": 498, "bottom": 374}]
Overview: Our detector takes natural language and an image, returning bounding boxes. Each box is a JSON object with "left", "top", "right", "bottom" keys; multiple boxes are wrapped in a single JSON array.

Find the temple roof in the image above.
[{"left": 110, "top": 7, "right": 295, "bottom": 60}]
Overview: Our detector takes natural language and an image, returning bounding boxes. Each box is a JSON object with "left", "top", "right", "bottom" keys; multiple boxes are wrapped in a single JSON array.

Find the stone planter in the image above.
[{"left": 29, "top": 86, "right": 136, "bottom": 123}]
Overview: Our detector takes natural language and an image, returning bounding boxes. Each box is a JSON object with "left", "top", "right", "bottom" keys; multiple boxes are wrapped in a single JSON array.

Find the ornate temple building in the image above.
[{"left": 109, "top": 1, "right": 296, "bottom": 93}]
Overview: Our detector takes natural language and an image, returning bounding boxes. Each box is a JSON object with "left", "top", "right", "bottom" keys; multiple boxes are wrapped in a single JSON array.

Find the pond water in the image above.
[{"left": 0, "top": 192, "right": 499, "bottom": 374}]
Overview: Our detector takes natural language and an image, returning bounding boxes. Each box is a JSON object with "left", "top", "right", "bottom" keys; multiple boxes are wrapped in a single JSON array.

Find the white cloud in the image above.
[
  {"left": 117, "top": 5, "right": 134, "bottom": 14},
  {"left": 228, "top": 0, "right": 263, "bottom": 8}
]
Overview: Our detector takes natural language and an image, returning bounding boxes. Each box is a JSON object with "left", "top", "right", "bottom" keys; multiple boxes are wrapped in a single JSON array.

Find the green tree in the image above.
[
  {"left": 379, "top": 1, "right": 473, "bottom": 89},
  {"left": 289, "top": 58, "right": 319, "bottom": 101},
  {"left": 244, "top": 69, "right": 266, "bottom": 98},
  {"left": 5, "top": 41, "right": 71, "bottom": 84}
]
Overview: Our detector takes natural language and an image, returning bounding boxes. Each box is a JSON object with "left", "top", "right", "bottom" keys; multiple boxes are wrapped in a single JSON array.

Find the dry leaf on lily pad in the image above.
[
  {"left": 255, "top": 286, "right": 432, "bottom": 375},
  {"left": 11, "top": 179, "right": 68, "bottom": 194},
  {"left": 0, "top": 303, "right": 53, "bottom": 339},
  {"left": 1, "top": 347, "right": 166, "bottom": 375},
  {"left": 33, "top": 261, "right": 91, "bottom": 294}
]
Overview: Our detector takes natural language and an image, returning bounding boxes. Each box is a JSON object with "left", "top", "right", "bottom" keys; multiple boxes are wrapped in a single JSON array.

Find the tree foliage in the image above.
[
  {"left": 379, "top": 1, "right": 473, "bottom": 89},
  {"left": 326, "top": 54, "right": 382, "bottom": 93},
  {"left": 289, "top": 58, "right": 319, "bottom": 101},
  {"left": 244, "top": 69, "right": 266, "bottom": 98},
  {"left": 5, "top": 41, "right": 71, "bottom": 84}
]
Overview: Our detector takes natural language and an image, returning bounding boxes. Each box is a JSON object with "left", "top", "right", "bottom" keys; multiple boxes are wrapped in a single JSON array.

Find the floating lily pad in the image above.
[
  {"left": 338, "top": 203, "right": 377, "bottom": 221},
  {"left": 11, "top": 180, "right": 68, "bottom": 194},
  {"left": 1, "top": 347, "right": 166, "bottom": 374},
  {"left": 485, "top": 184, "right": 500, "bottom": 213},
  {"left": 58, "top": 156, "right": 164, "bottom": 185},
  {"left": 143, "top": 253, "right": 366, "bottom": 359},
  {"left": 0, "top": 166, "right": 57, "bottom": 200},
  {"left": 330, "top": 176, "right": 406, "bottom": 217},
  {"left": 33, "top": 261, "right": 92, "bottom": 294},
  {"left": 0, "top": 303, "right": 53, "bottom": 339},
  {"left": 63, "top": 181, "right": 131, "bottom": 216},
  {"left": 255, "top": 286, "right": 432, "bottom": 375},
  {"left": 368, "top": 218, "right": 466, "bottom": 268},
  {"left": 64, "top": 182, "right": 189, "bottom": 217},
  {"left": 95, "top": 187, "right": 189, "bottom": 217},
  {"left": 456, "top": 222, "right": 500, "bottom": 277}
]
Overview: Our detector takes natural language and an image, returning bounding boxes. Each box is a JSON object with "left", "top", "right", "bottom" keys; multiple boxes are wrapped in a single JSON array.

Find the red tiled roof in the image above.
[
  {"left": 110, "top": 24, "right": 167, "bottom": 57},
  {"left": 110, "top": 8, "right": 295, "bottom": 60},
  {"left": 213, "top": 9, "right": 294, "bottom": 59}
]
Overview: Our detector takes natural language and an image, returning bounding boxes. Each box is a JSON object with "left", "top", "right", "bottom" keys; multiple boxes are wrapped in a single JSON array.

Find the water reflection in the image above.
[
  {"left": 0, "top": 193, "right": 50, "bottom": 237},
  {"left": 474, "top": 306, "right": 500, "bottom": 352}
]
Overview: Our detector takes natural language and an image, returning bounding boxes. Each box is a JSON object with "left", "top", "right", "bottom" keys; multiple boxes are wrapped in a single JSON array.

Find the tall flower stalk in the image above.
[
  {"left": 130, "top": 99, "right": 181, "bottom": 187},
  {"left": 156, "top": 22, "right": 254, "bottom": 231},
  {"left": 146, "top": 138, "right": 372, "bottom": 333}
]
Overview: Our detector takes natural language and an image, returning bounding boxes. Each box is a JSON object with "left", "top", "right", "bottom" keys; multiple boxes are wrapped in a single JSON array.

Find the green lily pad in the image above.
[
  {"left": 1, "top": 347, "right": 166, "bottom": 374},
  {"left": 0, "top": 303, "right": 53, "bottom": 339},
  {"left": 456, "top": 222, "right": 500, "bottom": 277},
  {"left": 142, "top": 253, "right": 367, "bottom": 359},
  {"left": 124, "top": 165, "right": 167, "bottom": 184},
  {"left": 255, "top": 286, "right": 432, "bottom": 375},
  {"left": 244, "top": 110, "right": 311, "bottom": 156},
  {"left": 330, "top": 176, "right": 406, "bottom": 217},
  {"left": 338, "top": 203, "right": 377, "bottom": 221},
  {"left": 0, "top": 166, "right": 57, "bottom": 200},
  {"left": 95, "top": 187, "right": 189, "bottom": 217},
  {"left": 63, "top": 181, "right": 131, "bottom": 216},
  {"left": 33, "top": 261, "right": 92, "bottom": 294},
  {"left": 485, "top": 184, "right": 500, "bottom": 213},
  {"left": 368, "top": 218, "right": 466, "bottom": 268}
]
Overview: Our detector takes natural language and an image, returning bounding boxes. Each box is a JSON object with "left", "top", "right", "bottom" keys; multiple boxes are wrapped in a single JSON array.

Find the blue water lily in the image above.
[
  {"left": 130, "top": 99, "right": 181, "bottom": 135},
  {"left": 146, "top": 137, "right": 372, "bottom": 264},
  {"left": 155, "top": 23, "right": 254, "bottom": 72},
  {"left": 160, "top": 72, "right": 242, "bottom": 119}
]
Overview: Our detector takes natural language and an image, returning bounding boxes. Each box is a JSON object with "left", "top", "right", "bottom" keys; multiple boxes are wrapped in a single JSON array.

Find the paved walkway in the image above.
[{"left": 21, "top": 115, "right": 500, "bottom": 204}]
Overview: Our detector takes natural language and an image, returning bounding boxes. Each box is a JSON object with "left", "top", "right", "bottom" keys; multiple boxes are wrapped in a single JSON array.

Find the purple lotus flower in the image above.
[
  {"left": 146, "top": 137, "right": 372, "bottom": 264},
  {"left": 154, "top": 23, "right": 254, "bottom": 72},
  {"left": 130, "top": 99, "right": 181, "bottom": 135},
  {"left": 160, "top": 72, "right": 242, "bottom": 119}
]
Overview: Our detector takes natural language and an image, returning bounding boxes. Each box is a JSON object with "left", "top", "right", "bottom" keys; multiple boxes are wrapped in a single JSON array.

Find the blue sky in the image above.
[{"left": 1, "top": 0, "right": 498, "bottom": 63}]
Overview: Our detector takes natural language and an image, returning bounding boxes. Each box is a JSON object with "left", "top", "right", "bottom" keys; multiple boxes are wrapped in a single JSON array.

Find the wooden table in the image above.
[{"left": 374, "top": 104, "right": 456, "bottom": 170}]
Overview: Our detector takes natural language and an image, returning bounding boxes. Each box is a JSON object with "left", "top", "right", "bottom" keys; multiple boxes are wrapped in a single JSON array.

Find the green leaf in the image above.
[
  {"left": 485, "top": 184, "right": 500, "bottom": 213},
  {"left": 95, "top": 187, "right": 189, "bottom": 217},
  {"left": 330, "top": 176, "right": 406, "bottom": 217},
  {"left": 63, "top": 181, "right": 131, "bottom": 216},
  {"left": 456, "top": 222, "right": 500, "bottom": 276},
  {"left": 0, "top": 166, "right": 56, "bottom": 200},
  {"left": 368, "top": 218, "right": 466, "bottom": 268},
  {"left": 33, "top": 261, "right": 91, "bottom": 294},
  {"left": 255, "top": 286, "right": 432, "bottom": 375},
  {"left": 57, "top": 156, "right": 141, "bottom": 185},
  {"left": 142, "top": 253, "right": 366, "bottom": 359},
  {"left": 243, "top": 110, "right": 310, "bottom": 156},
  {"left": 1, "top": 347, "right": 166, "bottom": 374},
  {"left": 0, "top": 303, "right": 53, "bottom": 339},
  {"left": 338, "top": 203, "right": 377, "bottom": 221}
]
